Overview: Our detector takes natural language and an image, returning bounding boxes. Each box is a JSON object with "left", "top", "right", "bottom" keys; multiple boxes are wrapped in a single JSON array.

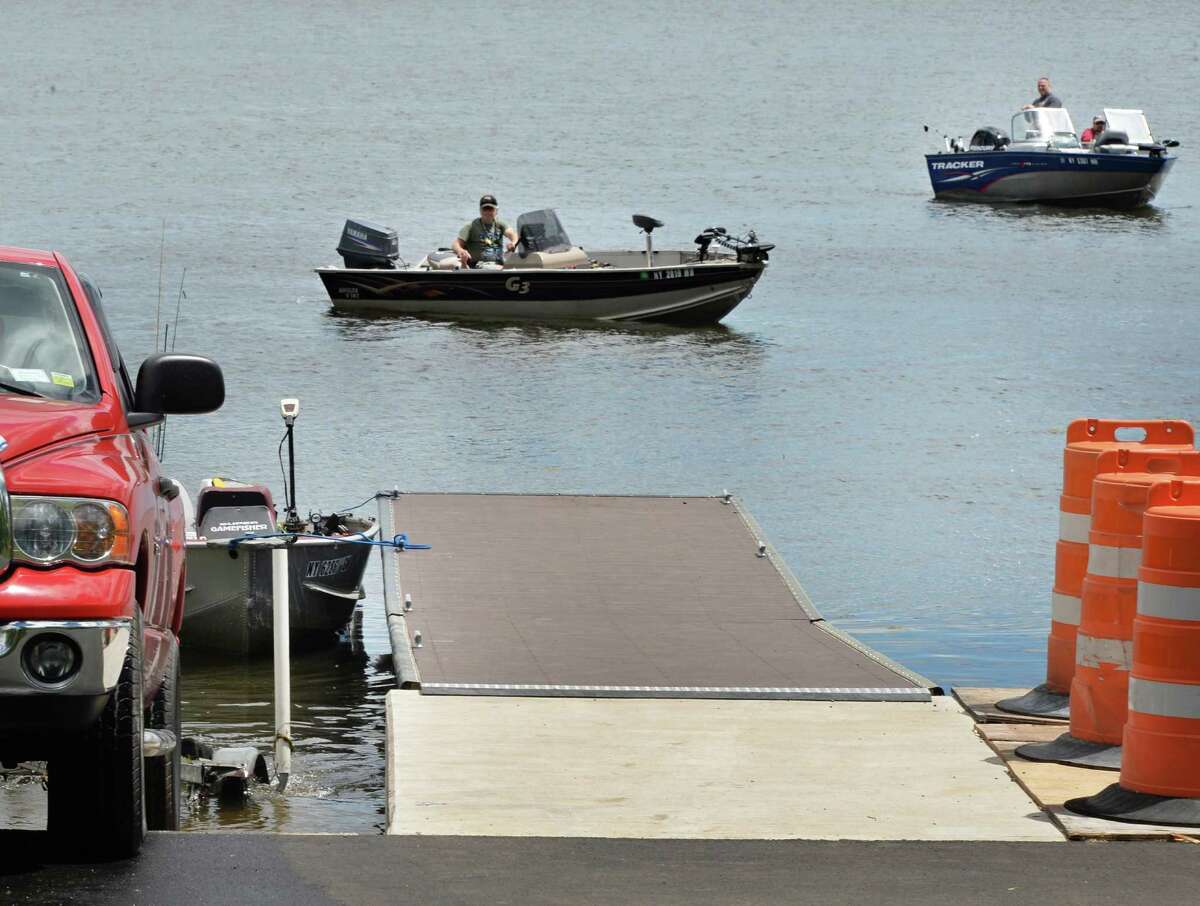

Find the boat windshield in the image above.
[
  {"left": 0, "top": 261, "right": 98, "bottom": 401},
  {"left": 1103, "top": 108, "right": 1153, "bottom": 144},
  {"left": 515, "top": 209, "right": 573, "bottom": 254},
  {"left": 1011, "top": 108, "right": 1080, "bottom": 147}
]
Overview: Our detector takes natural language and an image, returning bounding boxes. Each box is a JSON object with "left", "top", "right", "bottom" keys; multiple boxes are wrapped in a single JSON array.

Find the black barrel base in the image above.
[
  {"left": 1016, "top": 733, "right": 1122, "bottom": 770},
  {"left": 1066, "top": 783, "right": 1200, "bottom": 827},
  {"left": 996, "top": 684, "right": 1070, "bottom": 719}
]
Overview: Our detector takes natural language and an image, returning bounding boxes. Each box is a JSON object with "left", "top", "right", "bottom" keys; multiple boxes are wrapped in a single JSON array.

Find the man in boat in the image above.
[
  {"left": 1080, "top": 116, "right": 1105, "bottom": 145},
  {"left": 452, "top": 195, "right": 519, "bottom": 268},
  {"left": 1024, "top": 77, "right": 1062, "bottom": 109}
]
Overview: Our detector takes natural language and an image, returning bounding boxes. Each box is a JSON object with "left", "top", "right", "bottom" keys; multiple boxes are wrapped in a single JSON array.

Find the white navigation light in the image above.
[{"left": 281, "top": 398, "right": 300, "bottom": 425}]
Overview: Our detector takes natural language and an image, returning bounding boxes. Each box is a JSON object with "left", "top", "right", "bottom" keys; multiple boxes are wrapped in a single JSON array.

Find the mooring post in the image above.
[{"left": 272, "top": 544, "right": 292, "bottom": 791}]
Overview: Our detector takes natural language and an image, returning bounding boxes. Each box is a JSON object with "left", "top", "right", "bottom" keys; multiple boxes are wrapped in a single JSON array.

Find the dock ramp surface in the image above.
[{"left": 382, "top": 493, "right": 931, "bottom": 700}]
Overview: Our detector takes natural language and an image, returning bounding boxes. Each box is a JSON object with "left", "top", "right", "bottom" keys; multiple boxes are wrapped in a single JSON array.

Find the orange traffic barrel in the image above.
[
  {"left": 998, "top": 419, "right": 1194, "bottom": 719},
  {"left": 1018, "top": 450, "right": 1200, "bottom": 768},
  {"left": 1067, "top": 479, "right": 1200, "bottom": 826}
]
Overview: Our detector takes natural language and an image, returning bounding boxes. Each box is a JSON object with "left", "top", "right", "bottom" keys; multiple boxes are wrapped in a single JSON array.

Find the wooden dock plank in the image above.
[{"left": 981, "top": 737, "right": 1186, "bottom": 839}]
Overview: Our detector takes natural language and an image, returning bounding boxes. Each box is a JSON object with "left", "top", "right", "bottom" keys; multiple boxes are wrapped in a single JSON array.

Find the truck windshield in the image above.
[{"left": 0, "top": 261, "right": 99, "bottom": 401}]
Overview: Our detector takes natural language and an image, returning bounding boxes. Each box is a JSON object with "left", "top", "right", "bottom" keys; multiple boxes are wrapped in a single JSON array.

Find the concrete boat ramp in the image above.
[{"left": 380, "top": 493, "right": 1060, "bottom": 842}]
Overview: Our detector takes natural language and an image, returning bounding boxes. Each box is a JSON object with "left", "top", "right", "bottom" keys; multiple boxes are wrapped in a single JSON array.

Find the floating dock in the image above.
[
  {"left": 381, "top": 493, "right": 930, "bottom": 699},
  {"left": 379, "top": 493, "right": 1060, "bottom": 841}
]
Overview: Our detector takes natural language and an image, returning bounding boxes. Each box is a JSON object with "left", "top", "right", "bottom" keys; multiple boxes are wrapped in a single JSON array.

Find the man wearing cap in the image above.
[
  {"left": 453, "top": 195, "right": 519, "bottom": 268},
  {"left": 1081, "top": 116, "right": 1106, "bottom": 145},
  {"left": 1023, "top": 76, "right": 1062, "bottom": 109}
]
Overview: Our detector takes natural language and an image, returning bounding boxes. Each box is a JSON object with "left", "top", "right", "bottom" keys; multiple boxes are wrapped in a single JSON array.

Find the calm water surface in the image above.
[{"left": 2, "top": 0, "right": 1199, "bottom": 831}]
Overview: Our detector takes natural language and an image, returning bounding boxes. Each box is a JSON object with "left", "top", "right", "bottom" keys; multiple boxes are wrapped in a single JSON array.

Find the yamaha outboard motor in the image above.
[
  {"left": 969, "top": 126, "right": 1010, "bottom": 150},
  {"left": 336, "top": 219, "right": 398, "bottom": 269}
]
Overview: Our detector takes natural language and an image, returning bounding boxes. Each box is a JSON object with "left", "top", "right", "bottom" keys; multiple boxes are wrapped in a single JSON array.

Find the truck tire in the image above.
[
  {"left": 47, "top": 611, "right": 146, "bottom": 859},
  {"left": 145, "top": 642, "right": 181, "bottom": 831}
]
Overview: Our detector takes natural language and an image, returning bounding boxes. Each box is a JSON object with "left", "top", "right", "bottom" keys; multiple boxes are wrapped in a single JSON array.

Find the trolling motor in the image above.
[
  {"left": 694, "top": 226, "right": 774, "bottom": 264},
  {"left": 633, "top": 214, "right": 664, "bottom": 267},
  {"left": 280, "top": 398, "right": 304, "bottom": 532}
]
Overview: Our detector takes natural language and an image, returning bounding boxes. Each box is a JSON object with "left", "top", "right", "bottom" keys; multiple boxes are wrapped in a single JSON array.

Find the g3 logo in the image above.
[{"left": 504, "top": 276, "right": 531, "bottom": 295}]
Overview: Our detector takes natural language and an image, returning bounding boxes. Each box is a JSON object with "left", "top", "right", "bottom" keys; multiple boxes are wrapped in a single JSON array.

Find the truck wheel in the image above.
[
  {"left": 145, "top": 643, "right": 181, "bottom": 830},
  {"left": 47, "top": 612, "right": 146, "bottom": 859}
]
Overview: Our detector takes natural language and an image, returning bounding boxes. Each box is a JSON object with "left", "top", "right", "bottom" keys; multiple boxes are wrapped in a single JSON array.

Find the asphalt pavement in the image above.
[{"left": 2, "top": 832, "right": 1199, "bottom": 905}]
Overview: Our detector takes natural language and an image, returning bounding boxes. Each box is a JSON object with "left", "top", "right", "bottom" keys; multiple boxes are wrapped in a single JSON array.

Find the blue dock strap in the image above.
[{"left": 225, "top": 530, "right": 430, "bottom": 552}]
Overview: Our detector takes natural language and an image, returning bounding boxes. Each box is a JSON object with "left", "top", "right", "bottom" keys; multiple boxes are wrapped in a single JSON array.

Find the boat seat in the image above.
[
  {"left": 633, "top": 215, "right": 664, "bottom": 233},
  {"left": 1094, "top": 130, "right": 1137, "bottom": 154},
  {"left": 504, "top": 246, "right": 589, "bottom": 269}
]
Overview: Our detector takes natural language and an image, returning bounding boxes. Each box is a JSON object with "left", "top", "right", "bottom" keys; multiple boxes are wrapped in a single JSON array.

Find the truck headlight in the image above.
[
  {"left": 0, "top": 460, "right": 11, "bottom": 575},
  {"left": 11, "top": 497, "right": 132, "bottom": 566},
  {"left": 14, "top": 500, "right": 75, "bottom": 561}
]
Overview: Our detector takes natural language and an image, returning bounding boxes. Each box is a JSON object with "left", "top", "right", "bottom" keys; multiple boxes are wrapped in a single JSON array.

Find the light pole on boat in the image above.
[
  {"left": 281, "top": 398, "right": 303, "bottom": 533},
  {"left": 275, "top": 397, "right": 301, "bottom": 791}
]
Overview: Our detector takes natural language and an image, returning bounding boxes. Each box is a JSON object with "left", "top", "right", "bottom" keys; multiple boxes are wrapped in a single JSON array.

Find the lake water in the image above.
[{"left": 2, "top": 0, "right": 1199, "bottom": 832}]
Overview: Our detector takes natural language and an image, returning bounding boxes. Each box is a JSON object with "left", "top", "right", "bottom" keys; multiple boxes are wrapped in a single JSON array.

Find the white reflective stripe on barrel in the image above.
[
  {"left": 1051, "top": 592, "right": 1082, "bottom": 626},
  {"left": 1075, "top": 633, "right": 1132, "bottom": 668},
  {"left": 1059, "top": 511, "right": 1091, "bottom": 544},
  {"left": 1087, "top": 544, "right": 1141, "bottom": 579},
  {"left": 1129, "top": 678, "right": 1200, "bottom": 720},
  {"left": 1137, "top": 581, "right": 1200, "bottom": 622}
]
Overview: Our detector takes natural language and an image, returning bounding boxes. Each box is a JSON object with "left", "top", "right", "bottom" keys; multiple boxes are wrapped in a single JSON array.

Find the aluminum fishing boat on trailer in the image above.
[
  {"left": 179, "top": 399, "right": 379, "bottom": 656},
  {"left": 180, "top": 481, "right": 378, "bottom": 656},
  {"left": 316, "top": 210, "right": 771, "bottom": 325},
  {"left": 925, "top": 107, "right": 1177, "bottom": 208}
]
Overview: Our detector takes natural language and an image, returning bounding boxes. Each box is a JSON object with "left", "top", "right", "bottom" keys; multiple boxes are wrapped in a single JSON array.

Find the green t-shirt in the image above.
[{"left": 458, "top": 217, "right": 510, "bottom": 263}]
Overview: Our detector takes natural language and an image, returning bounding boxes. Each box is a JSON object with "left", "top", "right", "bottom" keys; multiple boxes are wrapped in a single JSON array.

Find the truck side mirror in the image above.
[{"left": 128, "top": 353, "right": 225, "bottom": 428}]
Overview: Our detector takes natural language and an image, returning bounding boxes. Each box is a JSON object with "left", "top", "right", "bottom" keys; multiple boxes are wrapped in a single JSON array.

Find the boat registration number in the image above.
[
  {"left": 306, "top": 555, "right": 353, "bottom": 579},
  {"left": 652, "top": 268, "right": 694, "bottom": 280}
]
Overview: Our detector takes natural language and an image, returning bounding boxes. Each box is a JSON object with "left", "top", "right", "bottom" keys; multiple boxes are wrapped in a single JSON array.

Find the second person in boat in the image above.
[{"left": 453, "top": 194, "right": 520, "bottom": 269}]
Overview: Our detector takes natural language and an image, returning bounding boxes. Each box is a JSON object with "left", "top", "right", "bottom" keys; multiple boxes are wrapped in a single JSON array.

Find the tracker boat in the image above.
[
  {"left": 316, "top": 210, "right": 772, "bottom": 325},
  {"left": 925, "top": 108, "right": 1177, "bottom": 209}
]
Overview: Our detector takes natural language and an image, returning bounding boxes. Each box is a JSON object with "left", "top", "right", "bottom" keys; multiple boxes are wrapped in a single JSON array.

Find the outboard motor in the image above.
[
  {"left": 194, "top": 483, "right": 277, "bottom": 542},
  {"left": 336, "top": 219, "right": 398, "bottom": 269},
  {"left": 969, "top": 126, "right": 1010, "bottom": 150}
]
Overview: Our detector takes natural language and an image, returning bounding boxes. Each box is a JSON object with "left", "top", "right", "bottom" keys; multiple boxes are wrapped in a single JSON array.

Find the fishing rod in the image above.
[{"left": 923, "top": 124, "right": 966, "bottom": 153}]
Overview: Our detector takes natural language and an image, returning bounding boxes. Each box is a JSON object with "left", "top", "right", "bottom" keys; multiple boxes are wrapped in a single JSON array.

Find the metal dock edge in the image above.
[{"left": 377, "top": 494, "right": 419, "bottom": 689}]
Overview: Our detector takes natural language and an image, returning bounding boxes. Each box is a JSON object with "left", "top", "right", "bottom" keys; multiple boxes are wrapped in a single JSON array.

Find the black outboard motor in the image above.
[
  {"left": 969, "top": 126, "right": 1010, "bottom": 150},
  {"left": 336, "top": 219, "right": 398, "bottom": 269}
]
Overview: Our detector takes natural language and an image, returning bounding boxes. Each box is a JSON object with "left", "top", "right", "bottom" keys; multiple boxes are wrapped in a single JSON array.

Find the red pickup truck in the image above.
[{"left": 0, "top": 245, "right": 223, "bottom": 857}]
